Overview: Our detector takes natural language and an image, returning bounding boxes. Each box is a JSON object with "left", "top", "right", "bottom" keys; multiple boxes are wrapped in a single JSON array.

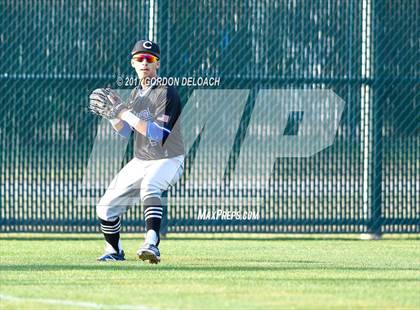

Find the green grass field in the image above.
[{"left": 0, "top": 234, "right": 419, "bottom": 310}]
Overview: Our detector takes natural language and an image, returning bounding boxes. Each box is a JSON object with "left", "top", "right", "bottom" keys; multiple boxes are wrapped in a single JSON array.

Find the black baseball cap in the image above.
[{"left": 131, "top": 40, "right": 160, "bottom": 58}]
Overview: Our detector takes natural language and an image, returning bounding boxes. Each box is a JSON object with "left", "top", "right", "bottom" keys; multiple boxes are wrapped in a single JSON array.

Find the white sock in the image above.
[
  {"left": 145, "top": 229, "right": 159, "bottom": 246},
  {"left": 104, "top": 240, "right": 122, "bottom": 254}
]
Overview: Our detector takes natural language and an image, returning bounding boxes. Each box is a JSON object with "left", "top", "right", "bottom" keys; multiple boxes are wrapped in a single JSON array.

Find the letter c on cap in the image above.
[{"left": 143, "top": 41, "right": 152, "bottom": 49}]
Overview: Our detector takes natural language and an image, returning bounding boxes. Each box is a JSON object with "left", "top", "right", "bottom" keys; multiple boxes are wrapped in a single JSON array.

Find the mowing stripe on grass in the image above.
[{"left": 0, "top": 293, "right": 157, "bottom": 310}]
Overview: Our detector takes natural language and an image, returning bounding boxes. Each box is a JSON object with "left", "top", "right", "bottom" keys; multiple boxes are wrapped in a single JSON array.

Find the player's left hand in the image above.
[{"left": 89, "top": 88, "right": 128, "bottom": 119}]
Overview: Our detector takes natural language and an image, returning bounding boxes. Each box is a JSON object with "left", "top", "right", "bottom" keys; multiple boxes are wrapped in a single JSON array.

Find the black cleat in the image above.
[
  {"left": 137, "top": 243, "right": 161, "bottom": 264},
  {"left": 97, "top": 250, "right": 125, "bottom": 261}
]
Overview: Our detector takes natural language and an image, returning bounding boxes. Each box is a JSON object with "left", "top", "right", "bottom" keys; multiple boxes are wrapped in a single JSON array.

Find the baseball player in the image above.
[{"left": 89, "top": 40, "right": 184, "bottom": 263}]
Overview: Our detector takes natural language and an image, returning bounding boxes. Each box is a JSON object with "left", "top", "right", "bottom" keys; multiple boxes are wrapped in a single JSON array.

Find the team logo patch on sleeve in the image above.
[{"left": 157, "top": 114, "right": 170, "bottom": 122}]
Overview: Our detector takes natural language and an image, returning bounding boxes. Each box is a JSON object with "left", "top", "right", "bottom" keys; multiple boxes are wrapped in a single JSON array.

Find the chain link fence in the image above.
[{"left": 1, "top": 0, "right": 418, "bottom": 233}]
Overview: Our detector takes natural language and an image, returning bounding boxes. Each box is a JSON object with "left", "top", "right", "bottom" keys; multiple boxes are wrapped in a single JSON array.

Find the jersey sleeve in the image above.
[{"left": 153, "top": 87, "right": 182, "bottom": 141}]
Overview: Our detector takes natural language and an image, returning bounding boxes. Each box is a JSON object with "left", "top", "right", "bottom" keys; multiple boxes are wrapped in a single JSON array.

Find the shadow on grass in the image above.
[
  {"left": 1, "top": 237, "right": 105, "bottom": 241},
  {"left": 164, "top": 235, "right": 420, "bottom": 241},
  {"left": 0, "top": 237, "right": 354, "bottom": 242},
  {"left": 166, "top": 237, "right": 363, "bottom": 242},
  {"left": 1, "top": 235, "right": 419, "bottom": 242},
  {"left": 1, "top": 264, "right": 419, "bottom": 273}
]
